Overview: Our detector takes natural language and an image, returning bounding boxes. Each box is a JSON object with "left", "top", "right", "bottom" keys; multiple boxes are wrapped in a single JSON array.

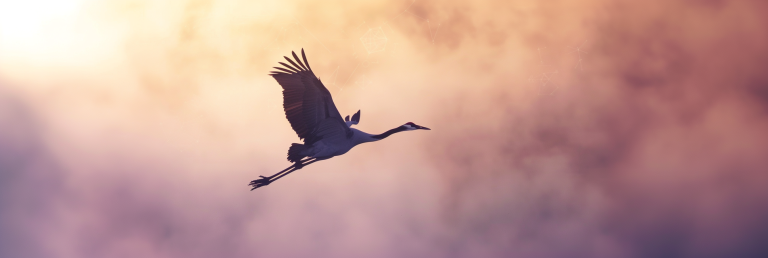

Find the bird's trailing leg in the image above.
[
  {"left": 269, "top": 158, "right": 319, "bottom": 183},
  {"left": 249, "top": 157, "right": 319, "bottom": 190}
]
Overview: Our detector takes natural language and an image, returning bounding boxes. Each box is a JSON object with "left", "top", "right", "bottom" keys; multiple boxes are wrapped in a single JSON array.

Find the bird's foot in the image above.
[{"left": 249, "top": 176, "right": 272, "bottom": 190}]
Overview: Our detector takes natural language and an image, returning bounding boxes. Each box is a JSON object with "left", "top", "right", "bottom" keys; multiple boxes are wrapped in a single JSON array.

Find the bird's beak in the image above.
[{"left": 419, "top": 126, "right": 431, "bottom": 130}]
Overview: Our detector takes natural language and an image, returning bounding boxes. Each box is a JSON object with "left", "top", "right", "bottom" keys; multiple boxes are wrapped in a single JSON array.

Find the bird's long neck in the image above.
[{"left": 371, "top": 126, "right": 407, "bottom": 140}]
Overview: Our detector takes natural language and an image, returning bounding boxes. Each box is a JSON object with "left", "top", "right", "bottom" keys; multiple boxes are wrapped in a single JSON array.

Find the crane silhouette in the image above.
[{"left": 249, "top": 49, "right": 430, "bottom": 190}]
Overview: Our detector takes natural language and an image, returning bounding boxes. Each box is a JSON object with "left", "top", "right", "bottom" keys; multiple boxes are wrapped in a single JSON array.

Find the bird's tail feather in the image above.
[{"left": 287, "top": 143, "right": 307, "bottom": 163}]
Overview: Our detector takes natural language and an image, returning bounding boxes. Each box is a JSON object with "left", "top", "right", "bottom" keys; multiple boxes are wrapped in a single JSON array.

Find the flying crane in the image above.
[{"left": 249, "top": 49, "right": 430, "bottom": 190}]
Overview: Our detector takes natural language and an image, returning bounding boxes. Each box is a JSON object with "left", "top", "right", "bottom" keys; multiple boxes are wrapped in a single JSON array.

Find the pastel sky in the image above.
[{"left": 1, "top": 0, "right": 767, "bottom": 257}]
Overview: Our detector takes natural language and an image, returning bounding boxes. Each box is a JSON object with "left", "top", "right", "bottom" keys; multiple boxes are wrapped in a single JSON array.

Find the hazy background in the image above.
[{"left": 1, "top": 0, "right": 767, "bottom": 257}]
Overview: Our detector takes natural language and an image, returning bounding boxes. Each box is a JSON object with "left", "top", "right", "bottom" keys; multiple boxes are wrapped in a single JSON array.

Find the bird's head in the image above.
[{"left": 403, "top": 122, "right": 430, "bottom": 131}]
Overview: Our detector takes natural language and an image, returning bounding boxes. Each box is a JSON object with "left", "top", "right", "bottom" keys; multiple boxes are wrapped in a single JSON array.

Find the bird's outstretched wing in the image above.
[{"left": 270, "top": 49, "right": 350, "bottom": 144}]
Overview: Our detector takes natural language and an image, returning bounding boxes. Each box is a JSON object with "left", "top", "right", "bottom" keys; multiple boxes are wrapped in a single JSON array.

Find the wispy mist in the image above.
[{"left": 1, "top": 0, "right": 767, "bottom": 257}]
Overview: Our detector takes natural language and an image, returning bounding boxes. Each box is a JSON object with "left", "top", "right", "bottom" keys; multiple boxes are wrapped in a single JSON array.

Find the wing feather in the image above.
[
  {"left": 283, "top": 56, "right": 305, "bottom": 72},
  {"left": 301, "top": 49, "right": 312, "bottom": 72},
  {"left": 270, "top": 49, "right": 350, "bottom": 143},
  {"left": 278, "top": 62, "right": 300, "bottom": 73},
  {"left": 273, "top": 67, "right": 294, "bottom": 73},
  {"left": 292, "top": 51, "right": 308, "bottom": 71},
  {"left": 351, "top": 110, "right": 360, "bottom": 124}
]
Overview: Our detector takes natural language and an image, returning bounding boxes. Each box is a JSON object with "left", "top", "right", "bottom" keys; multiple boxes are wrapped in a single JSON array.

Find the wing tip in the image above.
[
  {"left": 292, "top": 51, "right": 308, "bottom": 71},
  {"left": 301, "top": 48, "right": 312, "bottom": 72},
  {"left": 351, "top": 110, "right": 361, "bottom": 124},
  {"left": 283, "top": 56, "right": 305, "bottom": 72}
]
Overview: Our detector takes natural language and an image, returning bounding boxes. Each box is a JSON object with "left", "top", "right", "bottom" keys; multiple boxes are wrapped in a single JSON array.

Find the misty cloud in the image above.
[{"left": 1, "top": 0, "right": 767, "bottom": 257}]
